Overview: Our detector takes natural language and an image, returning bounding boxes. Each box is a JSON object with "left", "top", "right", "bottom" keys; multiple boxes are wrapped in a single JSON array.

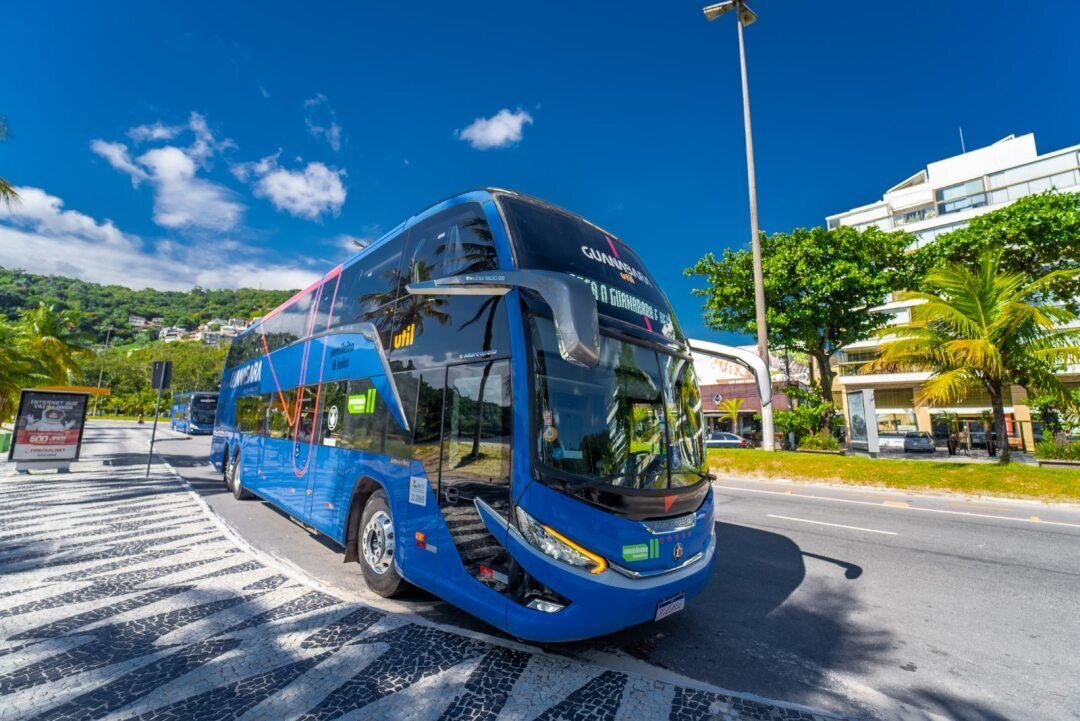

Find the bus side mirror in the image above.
[{"left": 406, "top": 270, "right": 600, "bottom": 368}]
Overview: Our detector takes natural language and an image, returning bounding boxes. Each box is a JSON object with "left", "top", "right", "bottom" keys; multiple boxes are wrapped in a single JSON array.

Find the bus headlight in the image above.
[{"left": 515, "top": 506, "right": 607, "bottom": 575}]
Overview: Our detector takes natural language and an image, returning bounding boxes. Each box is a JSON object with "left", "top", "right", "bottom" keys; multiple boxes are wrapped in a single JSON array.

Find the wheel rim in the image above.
[
  {"left": 362, "top": 510, "right": 395, "bottom": 575},
  {"left": 231, "top": 456, "right": 241, "bottom": 493}
]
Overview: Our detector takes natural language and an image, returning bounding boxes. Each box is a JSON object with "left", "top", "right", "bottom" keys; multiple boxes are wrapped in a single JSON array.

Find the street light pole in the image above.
[{"left": 704, "top": 0, "right": 775, "bottom": 450}]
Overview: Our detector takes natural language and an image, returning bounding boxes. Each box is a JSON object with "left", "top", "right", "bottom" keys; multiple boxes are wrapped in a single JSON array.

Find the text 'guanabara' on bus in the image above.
[{"left": 210, "top": 189, "right": 715, "bottom": 642}]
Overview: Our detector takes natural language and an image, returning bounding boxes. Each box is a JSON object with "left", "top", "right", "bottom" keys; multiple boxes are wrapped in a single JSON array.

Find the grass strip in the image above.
[{"left": 708, "top": 449, "right": 1080, "bottom": 504}]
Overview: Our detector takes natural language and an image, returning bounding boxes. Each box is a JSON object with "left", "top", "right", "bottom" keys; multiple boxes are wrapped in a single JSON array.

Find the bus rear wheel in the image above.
[
  {"left": 229, "top": 450, "right": 254, "bottom": 501},
  {"left": 223, "top": 445, "right": 232, "bottom": 491},
  {"left": 358, "top": 491, "right": 406, "bottom": 598}
]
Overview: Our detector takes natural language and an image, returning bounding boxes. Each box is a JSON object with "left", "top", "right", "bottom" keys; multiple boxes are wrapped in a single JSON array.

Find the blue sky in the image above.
[{"left": 2, "top": 0, "right": 1078, "bottom": 342}]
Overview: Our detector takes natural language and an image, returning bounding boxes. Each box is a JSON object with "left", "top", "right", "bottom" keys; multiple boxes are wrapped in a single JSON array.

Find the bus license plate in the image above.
[{"left": 654, "top": 594, "right": 685, "bottom": 622}]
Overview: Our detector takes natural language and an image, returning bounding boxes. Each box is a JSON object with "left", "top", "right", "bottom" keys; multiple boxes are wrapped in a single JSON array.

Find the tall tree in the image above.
[
  {"left": 686, "top": 225, "right": 918, "bottom": 400},
  {"left": 920, "top": 191, "right": 1080, "bottom": 308},
  {"left": 0, "top": 116, "right": 18, "bottom": 207},
  {"left": 867, "top": 250, "right": 1080, "bottom": 464}
]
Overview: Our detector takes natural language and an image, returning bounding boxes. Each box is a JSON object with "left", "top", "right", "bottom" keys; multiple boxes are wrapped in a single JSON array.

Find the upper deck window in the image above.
[
  {"left": 332, "top": 239, "right": 403, "bottom": 329},
  {"left": 261, "top": 289, "right": 316, "bottom": 352}
]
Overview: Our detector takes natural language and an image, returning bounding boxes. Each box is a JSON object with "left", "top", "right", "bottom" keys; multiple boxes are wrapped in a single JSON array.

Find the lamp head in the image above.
[
  {"left": 702, "top": 1, "right": 736, "bottom": 21},
  {"left": 703, "top": 1, "right": 758, "bottom": 25}
]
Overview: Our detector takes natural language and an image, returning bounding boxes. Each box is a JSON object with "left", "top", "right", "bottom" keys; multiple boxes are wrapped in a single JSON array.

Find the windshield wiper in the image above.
[
  {"left": 536, "top": 464, "right": 631, "bottom": 492},
  {"left": 673, "top": 469, "right": 716, "bottom": 483},
  {"left": 563, "top": 471, "right": 634, "bottom": 493}
]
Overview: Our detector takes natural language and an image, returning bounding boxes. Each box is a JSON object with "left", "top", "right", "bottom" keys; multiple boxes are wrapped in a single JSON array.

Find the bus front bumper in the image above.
[{"left": 501, "top": 519, "right": 716, "bottom": 643}]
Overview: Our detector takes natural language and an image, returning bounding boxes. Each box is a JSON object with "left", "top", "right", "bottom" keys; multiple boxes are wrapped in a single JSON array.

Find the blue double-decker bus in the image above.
[
  {"left": 171, "top": 392, "right": 218, "bottom": 435},
  {"left": 211, "top": 189, "right": 715, "bottom": 641}
]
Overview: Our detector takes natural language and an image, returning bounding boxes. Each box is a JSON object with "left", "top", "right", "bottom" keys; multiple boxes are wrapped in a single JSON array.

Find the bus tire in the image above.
[
  {"left": 229, "top": 450, "right": 255, "bottom": 501},
  {"left": 358, "top": 490, "right": 406, "bottom": 598},
  {"left": 222, "top": 444, "right": 232, "bottom": 491}
]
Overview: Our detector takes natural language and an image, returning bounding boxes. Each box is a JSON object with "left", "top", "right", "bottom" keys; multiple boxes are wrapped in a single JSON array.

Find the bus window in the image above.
[
  {"left": 295, "top": 386, "right": 319, "bottom": 443},
  {"left": 392, "top": 204, "right": 509, "bottom": 367},
  {"left": 384, "top": 371, "right": 419, "bottom": 457},
  {"left": 236, "top": 395, "right": 261, "bottom": 434},
  {"left": 267, "top": 391, "right": 293, "bottom": 439},
  {"left": 411, "top": 370, "right": 446, "bottom": 480},
  {"left": 403, "top": 203, "right": 497, "bottom": 284},
  {"left": 321, "top": 379, "right": 385, "bottom": 453},
  {"left": 332, "top": 240, "right": 403, "bottom": 330},
  {"left": 263, "top": 290, "right": 316, "bottom": 352},
  {"left": 313, "top": 277, "right": 338, "bottom": 332}
]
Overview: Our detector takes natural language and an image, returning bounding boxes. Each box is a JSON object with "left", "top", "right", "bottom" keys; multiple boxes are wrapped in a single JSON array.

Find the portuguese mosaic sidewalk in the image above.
[{"left": 0, "top": 431, "right": 851, "bottom": 721}]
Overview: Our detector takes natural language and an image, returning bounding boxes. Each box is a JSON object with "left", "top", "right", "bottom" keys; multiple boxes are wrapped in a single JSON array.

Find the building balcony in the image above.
[{"left": 835, "top": 360, "right": 930, "bottom": 387}]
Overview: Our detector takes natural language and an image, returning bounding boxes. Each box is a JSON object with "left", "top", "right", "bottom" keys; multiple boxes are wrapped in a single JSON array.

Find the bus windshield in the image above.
[
  {"left": 190, "top": 396, "right": 218, "bottom": 424},
  {"left": 529, "top": 316, "right": 706, "bottom": 490}
]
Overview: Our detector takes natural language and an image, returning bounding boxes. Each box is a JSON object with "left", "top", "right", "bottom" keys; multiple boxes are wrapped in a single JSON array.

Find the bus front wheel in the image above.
[
  {"left": 358, "top": 491, "right": 406, "bottom": 598},
  {"left": 229, "top": 450, "right": 254, "bottom": 501}
]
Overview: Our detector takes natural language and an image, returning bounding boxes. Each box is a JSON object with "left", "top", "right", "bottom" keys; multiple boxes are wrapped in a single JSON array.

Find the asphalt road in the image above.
[{"left": 141, "top": 424, "right": 1080, "bottom": 721}]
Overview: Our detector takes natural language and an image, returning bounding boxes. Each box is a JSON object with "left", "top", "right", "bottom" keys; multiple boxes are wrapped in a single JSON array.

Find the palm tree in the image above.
[
  {"left": 718, "top": 398, "right": 744, "bottom": 433},
  {"left": 867, "top": 250, "right": 1080, "bottom": 463},
  {"left": 0, "top": 116, "right": 18, "bottom": 207},
  {"left": 17, "top": 303, "right": 92, "bottom": 384},
  {"left": 0, "top": 319, "right": 43, "bottom": 424}
]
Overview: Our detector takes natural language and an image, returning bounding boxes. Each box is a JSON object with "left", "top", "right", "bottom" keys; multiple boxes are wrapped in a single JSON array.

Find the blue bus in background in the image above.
[
  {"left": 171, "top": 392, "right": 218, "bottom": 435},
  {"left": 211, "top": 189, "right": 715, "bottom": 642}
]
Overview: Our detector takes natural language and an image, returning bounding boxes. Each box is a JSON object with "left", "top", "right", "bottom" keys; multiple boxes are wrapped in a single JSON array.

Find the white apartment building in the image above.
[{"left": 828, "top": 133, "right": 1080, "bottom": 449}]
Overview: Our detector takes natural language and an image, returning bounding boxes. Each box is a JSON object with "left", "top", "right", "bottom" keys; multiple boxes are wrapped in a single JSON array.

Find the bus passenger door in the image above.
[{"left": 433, "top": 360, "right": 513, "bottom": 622}]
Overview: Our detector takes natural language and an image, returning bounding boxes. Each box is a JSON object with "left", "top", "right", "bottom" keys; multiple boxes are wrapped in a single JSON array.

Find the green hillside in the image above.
[{"left": 0, "top": 267, "right": 295, "bottom": 344}]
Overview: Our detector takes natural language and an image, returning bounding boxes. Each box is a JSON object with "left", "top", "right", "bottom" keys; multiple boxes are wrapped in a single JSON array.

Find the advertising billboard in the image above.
[
  {"left": 846, "top": 389, "right": 880, "bottom": 456},
  {"left": 8, "top": 390, "right": 90, "bottom": 463}
]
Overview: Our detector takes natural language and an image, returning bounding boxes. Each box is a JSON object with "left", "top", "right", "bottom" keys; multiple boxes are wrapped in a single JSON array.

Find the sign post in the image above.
[
  {"left": 146, "top": 361, "right": 172, "bottom": 478},
  {"left": 8, "top": 389, "right": 91, "bottom": 474}
]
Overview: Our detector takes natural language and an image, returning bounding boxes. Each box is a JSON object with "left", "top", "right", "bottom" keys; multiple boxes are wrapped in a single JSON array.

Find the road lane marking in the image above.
[
  {"left": 714, "top": 483, "right": 1080, "bottom": 529},
  {"left": 766, "top": 514, "right": 898, "bottom": 535},
  {"left": 945, "top": 502, "right": 1010, "bottom": 511},
  {"left": 882, "top": 501, "right": 910, "bottom": 508}
]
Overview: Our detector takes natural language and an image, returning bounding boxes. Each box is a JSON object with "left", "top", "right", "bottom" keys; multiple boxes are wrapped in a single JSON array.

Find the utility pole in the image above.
[{"left": 93, "top": 327, "right": 113, "bottom": 417}]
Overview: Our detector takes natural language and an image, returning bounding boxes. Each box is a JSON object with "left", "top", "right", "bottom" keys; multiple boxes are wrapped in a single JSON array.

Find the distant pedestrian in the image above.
[{"left": 947, "top": 430, "right": 958, "bottom": 456}]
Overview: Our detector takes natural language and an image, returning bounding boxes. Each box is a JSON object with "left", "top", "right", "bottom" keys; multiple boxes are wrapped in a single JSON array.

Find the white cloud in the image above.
[
  {"left": 127, "top": 122, "right": 182, "bottom": 143},
  {"left": 91, "top": 113, "right": 244, "bottom": 232},
  {"left": 138, "top": 146, "right": 245, "bottom": 231},
  {"left": 456, "top": 108, "right": 533, "bottom": 150},
  {"left": 254, "top": 161, "right": 346, "bottom": 220},
  {"left": 230, "top": 151, "right": 281, "bottom": 183},
  {"left": 306, "top": 119, "right": 342, "bottom": 152},
  {"left": 0, "top": 186, "right": 318, "bottom": 291},
  {"left": 89, "top": 140, "right": 149, "bottom": 185},
  {"left": 303, "top": 94, "right": 343, "bottom": 152},
  {"left": 232, "top": 152, "right": 346, "bottom": 221}
]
